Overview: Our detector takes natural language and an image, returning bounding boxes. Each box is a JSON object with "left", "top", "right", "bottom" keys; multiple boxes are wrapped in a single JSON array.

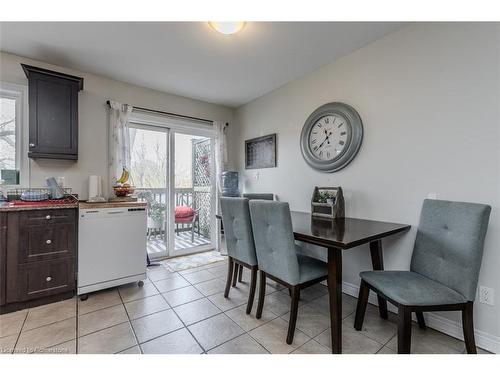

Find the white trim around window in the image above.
[{"left": 0, "top": 81, "right": 29, "bottom": 187}]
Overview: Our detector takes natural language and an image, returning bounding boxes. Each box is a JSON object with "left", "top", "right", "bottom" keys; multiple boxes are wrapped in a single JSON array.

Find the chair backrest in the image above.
[
  {"left": 243, "top": 193, "right": 274, "bottom": 201},
  {"left": 220, "top": 197, "right": 258, "bottom": 266},
  {"left": 410, "top": 199, "right": 491, "bottom": 301},
  {"left": 249, "top": 200, "right": 300, "bottom": 285}
]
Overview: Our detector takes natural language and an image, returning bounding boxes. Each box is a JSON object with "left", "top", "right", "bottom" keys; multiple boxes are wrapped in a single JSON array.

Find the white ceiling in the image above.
[{"left": 0, "top": 22, "right": 405, "bottom": 107}]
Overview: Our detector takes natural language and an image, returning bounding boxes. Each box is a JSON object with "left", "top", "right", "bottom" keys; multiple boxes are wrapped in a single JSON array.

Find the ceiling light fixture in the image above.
[{"left": 208, "top": 22, "right": 246, "bottom": 35}]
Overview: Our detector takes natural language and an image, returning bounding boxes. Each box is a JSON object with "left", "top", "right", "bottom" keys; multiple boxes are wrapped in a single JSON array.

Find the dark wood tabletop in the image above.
[
  {"left": 217, "top": 208, "right": 410, "bottom": 353},
  {"left": 290, "top": 211, "right": 411, "bottom": 249}
]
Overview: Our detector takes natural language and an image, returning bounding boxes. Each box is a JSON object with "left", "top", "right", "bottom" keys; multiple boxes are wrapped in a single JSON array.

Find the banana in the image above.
[{"left": 116, "top": 167, "right": 129, "bottom": 184}]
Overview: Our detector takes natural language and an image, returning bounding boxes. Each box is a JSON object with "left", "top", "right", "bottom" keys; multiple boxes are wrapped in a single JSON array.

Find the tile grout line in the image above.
[
  {"left": 15, "top": 300, "right": 77, "bottom": 334},
  {"left": 159, "top": 272, "right": 210, "bottom": 354},
  {"left": 75, "top": 296, "right": 79, "bottom": 353},
  {"left": 117, "top": 281, "right": 146, "bottom": 354},
  {"left": 11, "top": 310, "right": 29, "bottom": 354},
  {"left": 220, "top": 309, "right": 272, "bottom": 354}
]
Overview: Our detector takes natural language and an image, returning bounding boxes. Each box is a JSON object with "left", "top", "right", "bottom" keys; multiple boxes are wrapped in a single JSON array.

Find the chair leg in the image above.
[
  {"left": 286, "top": 286, "right": 300, "bottom": 345},
  {"left": 191, "top": 225, "right": 194, "bottom": 243},
  {"left": 232, "top": 264, "right": 239, "bottom": 287},
  {"left": 224, "top": 257, "right": 234, "bottom": 298},
  {"left": 354, "top": 280, "right": 370, "bottom": 331},
  {"left": 246, "top": 268, "right": 258, "bottom": 315},
  {"left": 238, "top": 264, "right": 243, "bottom": 282},
  {"left": 462, "top": 302, "right": 477, "bottom": 354},
  {"left": 397, "top": 306, "right": 412, "bottom": 354},
  {"left": 256, "top": 271, "right": 266, "bottom": 319},
  {"left": 416, "top": 311, "right": 426, "bottom": 329}
]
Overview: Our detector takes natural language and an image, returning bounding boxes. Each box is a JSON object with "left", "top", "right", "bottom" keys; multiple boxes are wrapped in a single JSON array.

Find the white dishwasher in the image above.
[{"left": 78, "top": 205, "right": 147, "bottom": 297}]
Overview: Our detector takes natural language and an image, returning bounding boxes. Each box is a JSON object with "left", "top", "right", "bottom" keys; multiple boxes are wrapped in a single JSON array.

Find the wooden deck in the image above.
[{"left": 147, "top": 232, "right": 211, "bottom": 255}]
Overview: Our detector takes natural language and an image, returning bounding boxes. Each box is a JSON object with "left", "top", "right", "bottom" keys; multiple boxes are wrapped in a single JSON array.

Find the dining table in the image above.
[{"left": 289, "top": 211, "right": 411, "bottom": 354}]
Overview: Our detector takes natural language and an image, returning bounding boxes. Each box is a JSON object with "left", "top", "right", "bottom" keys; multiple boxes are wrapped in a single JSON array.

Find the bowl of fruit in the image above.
[
  {"left": 113, "top": 168, "right": 135, "bottom": 197},
  {"left": 113, "top": 183, "right": 135, "bottom": 197}
]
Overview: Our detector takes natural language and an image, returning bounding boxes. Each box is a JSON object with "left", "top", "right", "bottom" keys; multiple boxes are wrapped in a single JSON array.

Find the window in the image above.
[{"left": 0, "top": 82, "right": 28, "bottom": 185}]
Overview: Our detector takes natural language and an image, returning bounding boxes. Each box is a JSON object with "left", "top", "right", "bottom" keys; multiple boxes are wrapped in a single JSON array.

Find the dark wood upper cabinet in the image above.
[{"left": 22, "top": 64, "right": 83, "bottom": 160}]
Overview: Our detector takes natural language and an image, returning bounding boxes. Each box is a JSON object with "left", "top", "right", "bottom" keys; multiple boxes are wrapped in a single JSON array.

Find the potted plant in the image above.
[{"left": 136, "top": 191, "right": 166, "bottom": 234}]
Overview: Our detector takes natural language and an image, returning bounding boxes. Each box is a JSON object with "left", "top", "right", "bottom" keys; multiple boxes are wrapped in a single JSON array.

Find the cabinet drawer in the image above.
[
  {"left": 17, "top": 258, "right": 75, "bottom": 301},
  {"left": 20, "top": 209, "right": 75, "bottom": 225},
  {"left": 18, "top": 209, "right": 76, "bottom": 263}
]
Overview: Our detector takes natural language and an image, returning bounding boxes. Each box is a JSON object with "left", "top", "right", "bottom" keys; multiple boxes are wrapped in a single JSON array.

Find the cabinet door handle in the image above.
[
  {"left": 46, "top": 276, "right": 52, "bottom": 282},
  {"left": 46, "top": 239, "right": 52, "bottom": 244},
  {"left": 29, "top": 143, "right": 35, "bottom": 147},
  {"left": 46, "top": 215, "right": 51, "bottom": 220}
]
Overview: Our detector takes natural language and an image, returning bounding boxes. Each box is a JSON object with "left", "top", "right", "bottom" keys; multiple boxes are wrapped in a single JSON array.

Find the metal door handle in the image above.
[
  {"left": 46, "top": 276, "right": 52, "bottom": 282},
  {"left": 46, "top": 239, "right": 52, "bottom": 244}
]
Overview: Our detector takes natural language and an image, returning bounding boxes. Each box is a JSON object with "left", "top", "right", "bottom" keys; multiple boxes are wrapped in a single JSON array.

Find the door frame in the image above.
[
  {"left": 128, "top": 121, "right": 170, "bottom": 260},
  {"left": 168, "top": 130, "right": 217, "bottom": 257},
  {"left": 129, "top": 111, "right": 216, "bottom": 259}
]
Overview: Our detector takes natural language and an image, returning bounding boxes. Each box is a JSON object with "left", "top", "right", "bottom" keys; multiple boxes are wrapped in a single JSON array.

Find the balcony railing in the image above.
[{"left": 136, "top": 187, "right": 212, "bottom": 239}]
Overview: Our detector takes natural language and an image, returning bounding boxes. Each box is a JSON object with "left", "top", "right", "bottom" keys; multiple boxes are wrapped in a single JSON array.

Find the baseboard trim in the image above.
[{"left": 341, "top": 281, "right": 500, "bottom": 354}]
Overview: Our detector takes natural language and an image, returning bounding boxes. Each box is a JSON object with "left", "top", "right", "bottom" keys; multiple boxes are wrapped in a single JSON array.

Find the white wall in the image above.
[
  {"left": 0, "top": 52, "right": 234, "bottom": 198},
  {"left": 232, "top": 23, "right": 500, "bottom": 352}
]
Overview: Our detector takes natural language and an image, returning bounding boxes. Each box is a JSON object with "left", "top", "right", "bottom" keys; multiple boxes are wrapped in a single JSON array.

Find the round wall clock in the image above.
[{"left": 300, "top": 102, "right": 363, "bottom": 172}]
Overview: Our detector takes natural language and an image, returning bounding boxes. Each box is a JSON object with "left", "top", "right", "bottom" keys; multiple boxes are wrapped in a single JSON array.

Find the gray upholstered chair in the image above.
[
  {"left": 249, "top": 200, "right": 328, "bottom": 344},
  {"left": 220, "top": 194, "right": 273, "bottom": 285},
  {"left": 220, "top": 197, "right": 259, "bottom": 314},
  {"left": 354, "top": 199, "right": 491, "bottom": 354},
  {"left": 243, "top": 193, "right": 274, "bottom": 201}
]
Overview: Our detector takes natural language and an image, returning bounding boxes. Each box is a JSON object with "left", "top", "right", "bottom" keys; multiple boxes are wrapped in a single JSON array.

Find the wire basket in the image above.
[{"left": 6, "top": 187, "right": 73, "bottom": 201}]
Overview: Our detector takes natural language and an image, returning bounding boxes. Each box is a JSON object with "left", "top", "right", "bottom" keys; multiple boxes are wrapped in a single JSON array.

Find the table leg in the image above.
[
  {"left": 369, "top": 239, "right": 388, "bottom": 319},
  {"left": 328, "top": 247, "right": 342, "bottom": 354}
]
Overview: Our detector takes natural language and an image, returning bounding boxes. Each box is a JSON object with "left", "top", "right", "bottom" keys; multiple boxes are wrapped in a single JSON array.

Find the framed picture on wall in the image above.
[{"left": 245, "top": 133, "right": 277, "bottom": 169}]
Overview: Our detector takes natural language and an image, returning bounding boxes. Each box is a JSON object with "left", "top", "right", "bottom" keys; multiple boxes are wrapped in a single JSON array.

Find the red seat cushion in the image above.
[
  {"left": 175, "top": 205, "right": 195, "bottom": 219},
  {"left": 176, "top": 216, "right": 195, "bottom": 223}
]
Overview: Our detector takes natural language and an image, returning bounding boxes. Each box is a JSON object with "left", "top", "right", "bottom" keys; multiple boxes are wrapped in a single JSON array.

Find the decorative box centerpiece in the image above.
[{"left": 311, "top": 186, "right": 345, "bottom": 219}]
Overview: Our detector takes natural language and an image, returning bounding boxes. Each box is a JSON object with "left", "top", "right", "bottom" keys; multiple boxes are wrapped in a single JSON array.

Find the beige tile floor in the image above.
[{"left": 0, "top": 260, "right": 492, "bottom": 354}]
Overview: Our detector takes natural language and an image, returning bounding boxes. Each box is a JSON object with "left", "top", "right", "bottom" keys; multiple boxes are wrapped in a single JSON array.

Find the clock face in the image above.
[
  {"left": 308, "top": 115, "right": 349, "bottom": 161},
  {"left": 300, "top": 102, "right": 363, "bottom": 173}
]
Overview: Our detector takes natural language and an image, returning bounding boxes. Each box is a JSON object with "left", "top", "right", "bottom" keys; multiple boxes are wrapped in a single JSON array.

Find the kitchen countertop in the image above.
[
  {"left": 0, "top": 199, "right": 147, "bottom": 212},
  {"left": 79, "top": 201, "right": 147, "bottom": 209},
  {"left": 0, "top": 200, "right": 79, "bottom": 212}
]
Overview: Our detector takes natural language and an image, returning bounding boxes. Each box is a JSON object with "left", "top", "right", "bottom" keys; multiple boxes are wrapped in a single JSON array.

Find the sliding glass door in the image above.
[
  {"left": 129, "top": 114, "right": 216, "bottom": 259},
  {"left": 169, "top": 131, "right": 216, "bottom": 257},
  {"left": 129, "top": 123, "right": 169, "bottom": 259}
]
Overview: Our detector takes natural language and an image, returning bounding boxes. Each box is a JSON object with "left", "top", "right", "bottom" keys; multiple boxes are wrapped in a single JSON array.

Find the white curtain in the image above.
[
  {"left": 108, "top": 100, "right": 133, "bottom": 193},
  {"left": 214, "top": 120, "right": 228, "bottom": 253},
  {"left": 214, "top": 121, "right": 228, "bottom": 193}
]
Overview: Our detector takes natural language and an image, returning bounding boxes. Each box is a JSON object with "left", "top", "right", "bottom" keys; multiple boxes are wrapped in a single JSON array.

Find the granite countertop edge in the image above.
[
  {"left": 0, "top": 200, "right": 148, "bottom": 212},
  {"left": 0, "top": 202, "right": 80, "bottom": 212}
]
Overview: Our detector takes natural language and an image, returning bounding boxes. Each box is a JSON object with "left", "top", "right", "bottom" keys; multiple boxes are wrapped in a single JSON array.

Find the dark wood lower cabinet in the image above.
[
  {"left": 0, "top": 208, "right": 77, "bottom": 314},
  {"left": 0, "top": 213, "right": 7, "bottom": 306}
]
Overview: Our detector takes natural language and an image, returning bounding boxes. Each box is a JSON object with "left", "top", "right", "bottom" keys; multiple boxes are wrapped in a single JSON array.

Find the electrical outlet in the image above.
[{"left": 479, "top": 286, "right": 495, "bottom": 306}]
